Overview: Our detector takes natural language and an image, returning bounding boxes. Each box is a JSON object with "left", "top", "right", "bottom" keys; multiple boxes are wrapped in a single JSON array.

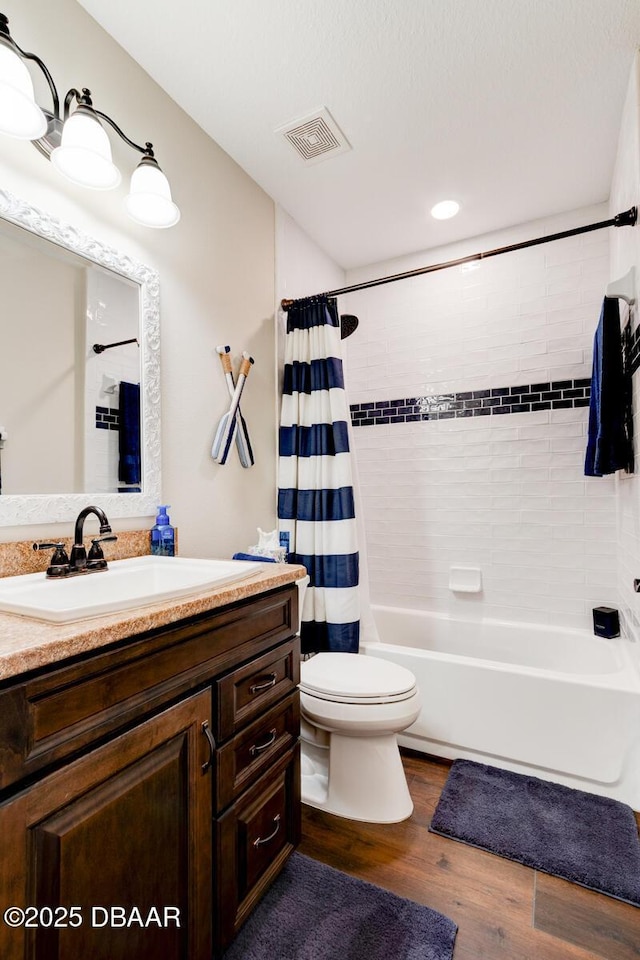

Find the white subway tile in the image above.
[
  {"left": 546, "top": 304, "right": 594, "bottom": 325},
  {"left": 546, "top": 276, "right": 583, "bottom": 297},
  {"left": 544, "top": 320, "right": 585, "bottom": 341},
  {"left": 544, "top": 243, "right": 587, "bottom": 267},
  {"left": 345, "top": 207, "right": 613, "bottom": 627},
  {"left": 551, "top": 408, "right": 587, "bottom": 423},
  {"left": 550, "top": 437, "right": 588, "bottom": 453}
]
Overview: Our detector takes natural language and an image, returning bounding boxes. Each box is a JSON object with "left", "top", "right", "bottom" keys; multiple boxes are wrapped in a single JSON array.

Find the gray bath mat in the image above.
[
  {"left": 222, "top": 852, "right": 457, "bottom": 960},
  {"left": 429, "top": 759, "right": 640, "bottom": 906}
]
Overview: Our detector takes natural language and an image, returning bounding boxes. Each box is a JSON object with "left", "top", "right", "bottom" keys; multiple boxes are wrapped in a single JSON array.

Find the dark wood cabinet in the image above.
[
  {"left": 0, "top": 584, "right": 301, "bottom": 959},
  {"left": 216, "top": 743, "right": 301, "bottom": 947},
  {"left": 1, "top": 691, "right": 212, "bottom": 960}
]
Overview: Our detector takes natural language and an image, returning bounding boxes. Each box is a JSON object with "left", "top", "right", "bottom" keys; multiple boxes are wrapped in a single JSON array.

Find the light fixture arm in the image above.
[
  {"left": 93, "top": 109, "right": 155, "bottom": 159},
  {"left": 62, "top": 87, "right": 88, "bottom": 120},
  {"left": 0, "top": 13, "right": 59, "bottom": 118},
  {"left": 63, "top": 86, "right": 156, "bottom": 159}
]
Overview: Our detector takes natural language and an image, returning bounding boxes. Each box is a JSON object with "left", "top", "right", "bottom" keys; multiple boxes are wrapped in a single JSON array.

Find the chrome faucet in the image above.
[{"left": 33, "top": 505, "right": 118, "bottom": 578}]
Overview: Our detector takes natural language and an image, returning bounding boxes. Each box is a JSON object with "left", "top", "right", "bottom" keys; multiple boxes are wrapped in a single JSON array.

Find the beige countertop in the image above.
[{"left": 0, "top": 562, "right": 306, "bottom": 682}]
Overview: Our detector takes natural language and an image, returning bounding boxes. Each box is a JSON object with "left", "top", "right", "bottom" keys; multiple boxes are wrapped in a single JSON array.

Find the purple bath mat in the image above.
[
  {"left": 222, "top": 852, "right": 457, "bottom": 960},
  {"left": 429, "top": 759, "right": 640, "bottom": 906}
]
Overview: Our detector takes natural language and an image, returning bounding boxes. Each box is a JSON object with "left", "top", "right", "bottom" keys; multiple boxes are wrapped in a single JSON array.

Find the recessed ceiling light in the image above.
[{"left": 430, "top": 200, "right": 460, "bottom": 220}]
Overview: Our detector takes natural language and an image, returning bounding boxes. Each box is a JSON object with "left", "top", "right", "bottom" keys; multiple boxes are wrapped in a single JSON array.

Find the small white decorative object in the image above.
[
  {"left": 449, "top": 566, "right": 482, "bottom": 593},
  {"left": 247, "top": 527, "right": 287, "bottom": 562},
  {"left": 257, "top": 527, "right": 280, "bottom": 550}
]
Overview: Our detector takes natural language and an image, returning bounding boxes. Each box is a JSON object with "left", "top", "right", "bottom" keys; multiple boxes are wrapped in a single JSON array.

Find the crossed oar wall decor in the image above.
[{"left": 211, "top": 346, "right": 255, "bottom": 467}]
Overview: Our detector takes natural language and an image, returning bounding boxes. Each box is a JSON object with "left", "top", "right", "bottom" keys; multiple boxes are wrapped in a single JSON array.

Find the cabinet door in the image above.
[
  {"left": 0, "top": 691, "right": 212, "bottom": 960},
  {"left": 216, "top": 743, "right": 301, "bottom": 951}
]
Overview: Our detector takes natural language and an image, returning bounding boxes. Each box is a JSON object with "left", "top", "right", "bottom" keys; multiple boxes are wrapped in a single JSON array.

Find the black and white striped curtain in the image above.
[{"left": 278, "top": 296, "right": 360, "bottom": 654}]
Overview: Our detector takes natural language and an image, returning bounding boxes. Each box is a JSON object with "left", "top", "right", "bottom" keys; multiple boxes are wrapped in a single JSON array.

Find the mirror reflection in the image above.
[{"left": 0, "top": 217, "right": 140, "bottom": 496}]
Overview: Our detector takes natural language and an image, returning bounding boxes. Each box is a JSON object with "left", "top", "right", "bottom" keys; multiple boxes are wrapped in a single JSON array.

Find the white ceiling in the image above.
[{"left": 76, "top": 0, "right": 640, "bottom": 269}]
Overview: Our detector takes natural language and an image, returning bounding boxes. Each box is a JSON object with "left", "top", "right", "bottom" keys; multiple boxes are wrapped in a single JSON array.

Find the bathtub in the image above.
[{"left": 361, "top": 605, "right": 640, "bottom": 810}]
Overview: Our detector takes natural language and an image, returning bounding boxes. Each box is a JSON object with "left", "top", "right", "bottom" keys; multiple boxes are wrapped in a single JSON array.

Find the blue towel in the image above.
[
  {"left": 118, "top": 381, "right": 141, "bottom": 485},
  {"left": 232, "top": 552, "right": 276, "bottom": 563},
  {"left": 584, "top": 298, "right": 633, "bottom": 477}
]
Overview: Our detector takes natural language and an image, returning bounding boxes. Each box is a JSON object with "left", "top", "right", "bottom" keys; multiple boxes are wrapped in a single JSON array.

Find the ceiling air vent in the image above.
[{"left": 276, "top": 107, "right": 351, "bottom": 165}]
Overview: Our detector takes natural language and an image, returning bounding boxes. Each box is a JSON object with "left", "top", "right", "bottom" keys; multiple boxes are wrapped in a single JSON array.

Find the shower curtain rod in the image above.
[{"left": 280, "top": 206, "right": 638, "bottom": 310}]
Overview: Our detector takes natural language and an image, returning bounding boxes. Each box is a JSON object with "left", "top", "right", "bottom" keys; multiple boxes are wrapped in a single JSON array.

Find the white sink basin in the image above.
[{"left": 0, "top": 555, "right": 264, "bottom": 623}]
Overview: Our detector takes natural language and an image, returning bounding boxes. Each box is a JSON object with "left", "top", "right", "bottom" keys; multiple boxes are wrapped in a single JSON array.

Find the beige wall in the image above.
[
  {"left": 0, "top": 0, "right": 276, "bottom": 557},
  {"left": 0, "top": 236, "right": 80, "bottom": 494}
]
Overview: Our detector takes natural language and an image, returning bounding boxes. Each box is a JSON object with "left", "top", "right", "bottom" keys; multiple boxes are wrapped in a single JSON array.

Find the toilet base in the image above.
[
  {"left": 300, "top": 732, "right": 414, "bottom": 823},
  {"left": 301, "top": 741, "right": 330, "bottom": 807}
]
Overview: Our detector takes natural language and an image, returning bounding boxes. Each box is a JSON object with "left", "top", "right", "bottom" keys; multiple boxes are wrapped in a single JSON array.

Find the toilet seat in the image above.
[{"left": 299, "top": 652, "right": 417, "bottom": 705}]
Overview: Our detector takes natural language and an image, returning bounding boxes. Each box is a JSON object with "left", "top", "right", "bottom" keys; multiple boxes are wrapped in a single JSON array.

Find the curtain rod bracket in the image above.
[{"left": 614, "top": 206, "right": 637, "bottom": 228}]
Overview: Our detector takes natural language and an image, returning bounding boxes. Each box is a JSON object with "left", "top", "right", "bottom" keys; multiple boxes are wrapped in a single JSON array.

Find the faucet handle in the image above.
[
  {"left": 32, "top": 542, "right": 71, "bottom": 577},
  {"left": 33, "top": 541, "right": 64, "bottom": 551},
  {"left": 87, "top": 534, "right": 118, "bottom": 570}
]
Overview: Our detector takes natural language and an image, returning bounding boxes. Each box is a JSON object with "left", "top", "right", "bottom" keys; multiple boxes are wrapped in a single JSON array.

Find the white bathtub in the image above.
[{"left": 361, "top": 605, "right": 640, "bottom": 810}]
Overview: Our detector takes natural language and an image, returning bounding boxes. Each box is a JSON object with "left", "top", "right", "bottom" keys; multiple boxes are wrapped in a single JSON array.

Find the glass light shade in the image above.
[
  {"left": 51, "top": 109, "right": 121, "bottom": 189},
  {"left": 0, "top": 43, "right": 47, "bottom": 139},
  {"left": 125, "top": 159, "right": 180, "bottom": 228}
]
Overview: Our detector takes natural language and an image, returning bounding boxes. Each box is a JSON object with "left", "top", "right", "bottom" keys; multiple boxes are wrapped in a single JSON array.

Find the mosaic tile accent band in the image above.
[
  {"left": 95, "top": 405, "right": 120, "bottom": 431},
  {"left": 350, "top": 378, "right": 591, "bottom": 427}
]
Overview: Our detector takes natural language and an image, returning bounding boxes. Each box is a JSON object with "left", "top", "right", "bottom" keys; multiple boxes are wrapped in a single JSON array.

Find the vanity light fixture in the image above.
[{"left": 0, "top": 13, "right": 180, "bottom": 228}]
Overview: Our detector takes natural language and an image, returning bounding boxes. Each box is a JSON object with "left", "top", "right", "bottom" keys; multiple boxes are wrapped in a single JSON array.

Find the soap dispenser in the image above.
[{"left": 151, "top": 505, "right": 175, "bottom": 557}]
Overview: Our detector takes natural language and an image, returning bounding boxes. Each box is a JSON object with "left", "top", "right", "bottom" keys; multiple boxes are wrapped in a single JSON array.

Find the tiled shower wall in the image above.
[
  {"left": 344, "top": 204, "right": 619, "bottom": 630},
  {"left": 610, "top": 55, "right": 640, "bottom": 646}
]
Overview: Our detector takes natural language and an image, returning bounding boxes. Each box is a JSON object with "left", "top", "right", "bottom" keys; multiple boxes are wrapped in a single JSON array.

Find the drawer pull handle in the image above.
[
  {"left": 249, "top": 673, "right": 277, "bottom": 695},
  {"left": 253, "top": 814, "right": 281, "bottom": 848},
  {"left": 249, "top": 729, "right": 277, "bottom": 756},
  {"left": 201, "top": 720, "right": 216, "bottom": 774}
]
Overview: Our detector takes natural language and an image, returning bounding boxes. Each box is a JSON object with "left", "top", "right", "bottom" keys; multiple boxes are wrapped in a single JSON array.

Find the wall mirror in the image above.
[{"left": 0, "top": 188, "right": 160, "bottom": 525}]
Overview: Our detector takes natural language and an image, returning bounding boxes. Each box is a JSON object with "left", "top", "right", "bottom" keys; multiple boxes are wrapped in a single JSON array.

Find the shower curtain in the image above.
[{"left": 278, "top": 296, "right": 360, "bottom": 654}]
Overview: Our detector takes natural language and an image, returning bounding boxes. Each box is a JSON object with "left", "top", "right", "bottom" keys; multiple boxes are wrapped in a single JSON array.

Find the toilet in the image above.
[{"left": 295, "top": 577, "right": 421, "bottom": 823}]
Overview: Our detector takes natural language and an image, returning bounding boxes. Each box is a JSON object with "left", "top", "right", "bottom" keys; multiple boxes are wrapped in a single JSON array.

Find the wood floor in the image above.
[{"left": 298, "top": 752, "right": 640, "bottom": 960}]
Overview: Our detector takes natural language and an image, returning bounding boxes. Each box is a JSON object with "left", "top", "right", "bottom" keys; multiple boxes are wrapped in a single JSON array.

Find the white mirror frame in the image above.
[{"left": 0, "top": 188, "right": 161, "bottom": 525}]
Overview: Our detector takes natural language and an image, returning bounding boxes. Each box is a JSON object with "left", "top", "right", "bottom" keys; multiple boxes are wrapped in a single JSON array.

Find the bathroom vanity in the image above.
[{"left": 0, "top": 563, "right": 304, "bottom": 960}]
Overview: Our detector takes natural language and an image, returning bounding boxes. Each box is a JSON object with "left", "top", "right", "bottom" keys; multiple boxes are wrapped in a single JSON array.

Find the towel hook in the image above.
[{"left": 606, "top": 267, "right": 635, "bottom": 305}]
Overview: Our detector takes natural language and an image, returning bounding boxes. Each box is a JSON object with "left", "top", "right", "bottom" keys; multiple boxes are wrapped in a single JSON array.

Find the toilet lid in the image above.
[{"left": 299, "top": 652, "right": 417, "bottom": 702}]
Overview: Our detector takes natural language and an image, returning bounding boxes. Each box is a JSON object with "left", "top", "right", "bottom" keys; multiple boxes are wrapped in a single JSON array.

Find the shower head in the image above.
[{"left": 340, "top": 314, "right": 359, "bottom": 339}]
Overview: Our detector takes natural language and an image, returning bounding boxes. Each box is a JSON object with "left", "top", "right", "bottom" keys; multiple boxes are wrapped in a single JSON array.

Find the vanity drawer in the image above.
[
  {"left": 214, "top": 691, "right": 299, "bottom": 812},
  {"left": 214, "top": 638, "right": 299, "bottom": 742},
  {"left": 215, "top": 744, "right": 300, "bottom": 951},
  {"left": 0, "top": 587, "right": 296, "bottom": 791}
]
